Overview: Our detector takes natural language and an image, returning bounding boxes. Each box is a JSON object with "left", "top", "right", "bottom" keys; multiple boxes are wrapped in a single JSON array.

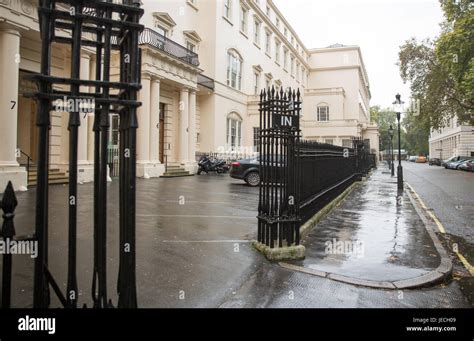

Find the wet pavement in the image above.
[
  {"left": 290, "top": 168, "right": 440, "bottom": 282},
  {"left": 2, "top": 168, "right": 472, "bottom": 308}
]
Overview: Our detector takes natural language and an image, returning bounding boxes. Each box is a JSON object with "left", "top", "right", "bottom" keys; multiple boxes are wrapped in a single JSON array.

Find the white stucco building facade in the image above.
[
  {"left": 0, "top": 0, "right": 378, "bottom": 191},
  {"left": 429, "top": 117, "right": 474, "bottom": 160}
]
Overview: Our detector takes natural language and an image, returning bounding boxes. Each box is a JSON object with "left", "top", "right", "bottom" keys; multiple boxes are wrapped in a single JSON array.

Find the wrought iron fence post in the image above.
[{"left": 1, "top": 182, "right": 18, "bottom": 308}]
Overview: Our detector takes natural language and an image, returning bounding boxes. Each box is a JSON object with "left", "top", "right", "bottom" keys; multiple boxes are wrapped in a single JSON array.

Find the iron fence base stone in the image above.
[{"left": 252, "top": 240, "right": 305, "bottom": 261}]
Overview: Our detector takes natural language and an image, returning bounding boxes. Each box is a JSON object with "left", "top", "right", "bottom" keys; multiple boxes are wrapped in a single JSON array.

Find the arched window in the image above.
[
  {"left": 317, "top": 103, "right": 329, "bottom": 121},
  {"left": 226, "top": 112, "right": 243, "bottom": 150},
  {"left": 227, "top": 49, "right": 243, "bottom": 90}
]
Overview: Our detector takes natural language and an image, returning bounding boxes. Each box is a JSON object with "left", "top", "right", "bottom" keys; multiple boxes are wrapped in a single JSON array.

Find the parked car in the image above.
[
  {"left": 416, "top": 156, "right": 427, "bottom": 163},
  {"left": 442, "top": 156, "right": 468, "bottom": 168},
  {"left": 457, "top": 159, "right": 474, "bottom": 172},
  {"left": 446, "top": 159, "right": 469, "bottom": 170},
  {"left": 408, "top": 156, "right": 417, "bottom": 162},
  {"left": 229, "top": 155, "right": 285, "bottom": 186},
  {"left": 428, "top": 158, "right": 441, "bottom": 166}
]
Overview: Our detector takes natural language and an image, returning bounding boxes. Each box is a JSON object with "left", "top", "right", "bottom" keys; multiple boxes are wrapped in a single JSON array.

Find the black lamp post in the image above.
[
  {"left": 388, "top": 124, "right": 394, "bottom": 176},
  {"left": 392, "top": 94, "right": 404, "bottom": 191}
]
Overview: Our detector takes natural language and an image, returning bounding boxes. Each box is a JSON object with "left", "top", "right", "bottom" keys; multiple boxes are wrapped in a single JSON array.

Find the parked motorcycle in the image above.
[{"left": 197, "top": 155, "right": 230, "bottom": 174}]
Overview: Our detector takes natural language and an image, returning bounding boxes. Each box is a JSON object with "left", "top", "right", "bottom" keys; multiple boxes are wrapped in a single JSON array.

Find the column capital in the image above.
[
  {"left": 0, "top": 24, "right": 22, "bottom": 37},
  {"left": 180, "top": 87, "right": 190, "bottom": 93},
  {"left": 141, "top": 72, "right": 152, "bottom": 81},
  {"left": 151, "top": 76, "right": 162, "bottom": 83}
]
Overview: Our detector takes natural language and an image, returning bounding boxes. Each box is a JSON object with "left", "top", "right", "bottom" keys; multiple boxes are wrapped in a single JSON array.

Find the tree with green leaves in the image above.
[
  {"left": 398, "top": 0, "right": 473, "bottom": 129},
  {"left": 370, "top": 106, "right": 406, "bottom": 152}
]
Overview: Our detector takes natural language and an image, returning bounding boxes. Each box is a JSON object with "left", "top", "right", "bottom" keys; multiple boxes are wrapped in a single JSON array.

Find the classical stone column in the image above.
[
  {"left": 0, "top": 26, "right": 27, "bottom": 191},
  {"left": 188, "top": 90, "right": 197, "bottom": 163},
  {"left": 136, "top": 74, "right": 151, "bottom": 177},
  {"left": 179, "top": 88, "right": 189, "bottom": 164},
  {"left": 149, "top": 78, "right": 160, "bottom": 163}
]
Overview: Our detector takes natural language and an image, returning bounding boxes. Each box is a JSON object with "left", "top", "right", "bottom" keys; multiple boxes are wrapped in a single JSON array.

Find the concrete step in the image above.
[
  {"left": 161, "top": 171, "right": 193, "bottom": 178},
  {"left": 28, "top": 178, "right": 70, "bottom": 186},
  {"left": 28, "top": 169, "right": 69, "bottom": 186}
]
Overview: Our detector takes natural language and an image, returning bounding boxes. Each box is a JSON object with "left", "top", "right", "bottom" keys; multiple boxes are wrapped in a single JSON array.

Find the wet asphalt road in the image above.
[{"left": 402, "top": 162, "right": 474, "bottom": 263}]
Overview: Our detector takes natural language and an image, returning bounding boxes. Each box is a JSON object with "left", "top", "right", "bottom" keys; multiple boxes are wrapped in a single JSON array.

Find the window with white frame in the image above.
[
  {"left": 283, "top": 48, "right": 288, "bottom": 70},
  {"left": 266, "top": 5, "right": 271, "bottom": 16},
  {"left": 253, "top": 127, "right": 260, "bottom": 152},
  {"left": 275, "top": 40, "right": 280, "bottom": 63},
  {"left": 291, "top": 36, "right": 294, "bottom": 45},
  {"left": 284, "top": 27, "right": 288, "bottom": 37},
  {"left": 186, "top": 41, "right": 196, "bottom": 52},
  {"left": 224, "top": 0, "right": 232, "bottom": 19},
  {"left": 156, "top": 25, "right": 168, "bottom": 37},
  {"left": 240, "top": 5, "right": 248, "bottom": 33},
  {"left": 290, "top": 55, "right": 295, "bottom": 75},
  {"left": 253, "top": 72, "right": 260, "bottom": 95},
  {"left": 254, "top": 18, "right": 261, "bottom": 45},
  {"left": 275, "top": 18, "right": 280, "bottom": 29},
  {"left": 317, "top": 104, "right": 329, "bottom": 121},
  {"left": 265, "top": 31, "right": 271, "bottom": 54},
  {"left": 226, "top": 113, "right": 242, "bottom": 150},
  {"left": 227, "top": 49, "right": 242, "bottom": 90},
  {"left": 342, "top": 139, "right": 352, "bottom": 148},
  {"left": 296, "top": 62, "right": 300, "bottom": 81}
]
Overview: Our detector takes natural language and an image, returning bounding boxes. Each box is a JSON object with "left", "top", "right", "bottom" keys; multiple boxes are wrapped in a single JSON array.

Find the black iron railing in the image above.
[
  {"left": 6, "top": 0, "right": 145, "bottom": 309},
  {"left": 139, "top": 28, "right": 199, "bottom": 67},
  {"left": 197, "top": 74, "right": 215, "bottom": 90},
  {"left": 257, "top": 87, "right": 376, "bottom": 249},
  {"left": 17, "top": 149, "right": 34, "bottom": 180}
]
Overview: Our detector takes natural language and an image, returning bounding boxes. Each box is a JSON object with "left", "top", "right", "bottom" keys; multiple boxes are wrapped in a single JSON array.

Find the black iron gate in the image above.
[
  {"left": 0, "top": 0, "right": 144, "bottom": 308},
  {"left": 257, "top": 87, "right": 376, "bottom": 249},
  {"left": 257, "top": 87, "right": 302, "bottom": 248}
]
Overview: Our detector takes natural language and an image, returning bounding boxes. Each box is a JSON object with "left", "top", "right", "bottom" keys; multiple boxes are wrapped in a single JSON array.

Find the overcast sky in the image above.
[{"left": 273, "top": 0, "right": 444, "bottom": 109}]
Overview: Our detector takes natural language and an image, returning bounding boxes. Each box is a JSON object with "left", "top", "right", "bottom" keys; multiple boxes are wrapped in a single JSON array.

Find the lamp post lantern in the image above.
[
  {"left": 392, "top": 94, "right": 404, "bottom": 191},
  {"left": 388, "top": 124, "right": 394, "bottom": 176}
]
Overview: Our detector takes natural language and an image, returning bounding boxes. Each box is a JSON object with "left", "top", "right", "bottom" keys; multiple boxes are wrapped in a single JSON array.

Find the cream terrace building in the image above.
[
  {"left": 0, "top": 0, "right": 378, "bottom": 191},
  {"left": 429, "top": 117, "right": 474, "bottom": 160}
]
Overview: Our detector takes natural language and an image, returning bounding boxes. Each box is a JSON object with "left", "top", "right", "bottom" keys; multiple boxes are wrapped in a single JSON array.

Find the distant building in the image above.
[
  {"left": 302, "top": 45, "right": 379, "bottom": 159},
  {"left": 429, "top": 117, "right": 474, "bottom": 160}
]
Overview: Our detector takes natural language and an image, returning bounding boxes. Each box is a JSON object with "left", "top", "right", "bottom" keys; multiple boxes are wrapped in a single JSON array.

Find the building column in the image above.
[
  {"left": 77, "top": 51, "right": 93, "bottom": 183},
  {"left": 149, "top": 78, "right": 160, "bottom": 163},
  {"left": 136, "top": 74, "right": 151, "bottom": 177},
  {"left": 0, "top": 26, "right": 27, "bottom": 191},
  {"left": 179, "top": 88, "right": 189, "bottom": 164},
  {"left": 188, "top": 90, "right": 197, "bottom": 164}
]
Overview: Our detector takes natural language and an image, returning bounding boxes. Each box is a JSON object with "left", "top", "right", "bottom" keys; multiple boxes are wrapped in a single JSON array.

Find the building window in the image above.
[
  {"left": 301, "top": 68, "right": 305, "bottom": 84},
  {"left": 240, "top": 5, "right": 248, "bottom": 33},
  {"left": 254, "top": 19, "right": 261, "bottom": 45},
  {"left": 275, "top": 40, "right": 280, "bottom": 63},
  {"left": 284, "top": 27, "right": 288, "bottom": 37},
  {"left": 296, "top": 62, "right": 300, "bottom": 81},
  {"left": 317, "top": 105, "right": 329, "bottom": 121},
  {"left": 156, "top": 25, "right": 168, "bottom": 37},
  {"left": 291, "top": 36, "right": 294, "bottom": 45},
  {"left": 325, "top": 139, "right": 334, "bottom": 145},
  {"left": 253, "top": 127, "right": 260, "bottom": 152},
  {"left": 186, "top": 41, "right": 196, "bottom": 52},
  {"left": 253, "top": 72, "right": 260, "bottom": 95},
  {"left": 224, "top": 0, "right": 232, "bottom": 19},
  {"left": 276, "top": 18, "right": 280, "bottom": 29},
  {"left": 342, "top": 139, "right": 352, "bottom": 148},
  {"left": 265, "top": 31, "right": 271, "bottom": 54},
  {"left": 266, "top": 5, "right": 271, "bottom": 16},
  {"left": 227, "top": 49, "right": 242, "bottom": 90},
  {"left": 283, "top": 48, "right": 288, "bottom": 70},
  {"left": 290, "top": 55, "right": 295, "bottom": 75},
  {"left": 226, "top": 113, "right": 242, "bottom": 151},
  {"left": 265, "top": 77, "right": 271, "bottom": 89}
]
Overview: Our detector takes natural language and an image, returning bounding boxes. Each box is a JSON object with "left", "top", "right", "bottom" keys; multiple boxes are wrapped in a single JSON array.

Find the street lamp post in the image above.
[
  {"left": 392, "top": 94, "right": 404, "bottom": 192},
  {"left": 388, "top": 124, "right": 394, "bottom": 176}
]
